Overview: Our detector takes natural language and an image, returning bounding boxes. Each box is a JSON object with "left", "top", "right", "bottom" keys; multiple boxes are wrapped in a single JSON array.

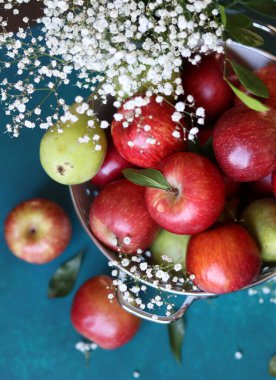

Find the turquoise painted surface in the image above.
[
  {"left": 1, "top": 17, "right": 276, "bottom": 377},
  {"left": 0, "top": 119, "right": 275, "bottom": 380}
]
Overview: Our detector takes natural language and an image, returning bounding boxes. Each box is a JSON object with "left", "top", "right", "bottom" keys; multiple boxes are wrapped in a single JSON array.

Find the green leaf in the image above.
[
  {"left": 228, "top": 28, "right": 264, "bottom": 47},
  {"left": 168, "top": 317, "right": 185, "bottom": 364},
  {"left": 269, "top": 355, "right": 276, "bottom": 376},
  {"left": 229, "top": 60, "right": 269, "bottom": 98},
  {"left": 225, "top": 79, "right": 269, "bottom": 112},
  {"left": 226, "top": 14, "right": 252, "bottom": 29},
  {"left": 241, "top": 0, "right": 276, "bottom": 18},
  {"left": 123, "top": 168, "right": 172, "bottom": 191},
  {"left": 48, "top": 250, "right": 85, "bottom": 298},
  {"left": 219, "top": 5, "right": 227, "bottom": 26}
]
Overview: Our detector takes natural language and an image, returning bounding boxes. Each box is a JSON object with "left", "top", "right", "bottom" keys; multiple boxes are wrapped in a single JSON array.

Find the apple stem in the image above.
[{"left": 167, "top": 187, "right": 179, "bottom": 196}]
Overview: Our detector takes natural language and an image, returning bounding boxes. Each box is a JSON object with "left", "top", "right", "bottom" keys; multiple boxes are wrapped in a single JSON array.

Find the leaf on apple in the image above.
[
  {"left": 241, "top": 0, "right": 276, "bottom": 18},
  {"left": 225, "top": 14, "right": 252, "bottom": 30},
  {"left": 269, "top": 355, "right": 276, "bottom": 377},
  {"left": 168, "top": 316, "right": 185, "bottom": 364},
  {"left": 225, "top": 79, "right": 269, "bottom": 112},
  {"left": 123, "top": 168, "right": 172, "bottom": 191},
  {"left": 48, "top": 250, "right": 85, "bottom": 298},
  {"left": 229, "top": 60, "right": 269, "bottom": 98},
  {"left": 227, "top": 28, "right": 264, "bottom": 47}
]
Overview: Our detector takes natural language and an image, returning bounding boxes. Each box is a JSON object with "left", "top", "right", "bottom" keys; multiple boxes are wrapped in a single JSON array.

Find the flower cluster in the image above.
[
  {"left": 0, "top": 0, "right": 224, "bottom": 136},
  {"left": 107, "top": 252, "right": 197, "bottom": 320}
]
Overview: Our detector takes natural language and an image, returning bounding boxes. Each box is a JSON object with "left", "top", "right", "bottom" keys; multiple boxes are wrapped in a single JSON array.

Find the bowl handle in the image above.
[{"left": 116, "top": 287, "right": 198, "bottom": 324}]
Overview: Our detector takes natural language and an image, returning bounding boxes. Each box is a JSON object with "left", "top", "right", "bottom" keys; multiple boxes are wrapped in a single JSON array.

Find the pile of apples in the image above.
[
  {"left": 87, "top": 54, "right": 276, "bottom": 295},
  {"left": 5, "top": 54, "right": 276, "bottom": 350}
]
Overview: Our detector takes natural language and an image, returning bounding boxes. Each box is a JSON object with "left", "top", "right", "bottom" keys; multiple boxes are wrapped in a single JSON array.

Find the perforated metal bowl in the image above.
[{"left": 70, "top": 29, "right": 276, "bottom": 323}]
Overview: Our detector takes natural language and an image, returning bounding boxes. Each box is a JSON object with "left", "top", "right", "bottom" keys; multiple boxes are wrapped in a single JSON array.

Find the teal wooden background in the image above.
[{"left": 0, "top": 16, "right": 276, "bottom": 380}]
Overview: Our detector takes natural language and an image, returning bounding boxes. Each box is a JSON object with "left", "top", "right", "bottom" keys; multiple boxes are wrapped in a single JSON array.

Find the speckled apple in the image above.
[
  {"left": 4, "top": 198, "right": 72, "bottom": 264},
  {"left": 186, "top": 224, "right": 261, "bottom": 294},
  {"left": 213, "top": 107, "right": 276, "bottom": 182},
  {"left": 89, "top": 179, "right": 159, "bottom": 254},
  {"left": 182, "top": 54, "right": 234, "bottom": 120},
  {"left": 145, "top": 152, "right": 225, "bottom": 235},
  {"left": 40, "top": 103, "right": 107, "bottom": 185},
  {"left": 71, "top": 276, "right": 140, "bottom": 349},
  {"left": 111, "top": 95, "right": 186, "bottom": 168}
]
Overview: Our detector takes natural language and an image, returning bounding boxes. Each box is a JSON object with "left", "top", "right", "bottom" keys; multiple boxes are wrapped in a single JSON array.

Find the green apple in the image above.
[
  {"left": 150, "top": 229, "right": 190, "bottom": 269},
  {"left": 40, "top": 104, "right": 107, "bottom": 185},
  {"left": 241, "top": 198, "right": 276, "bottom": 262}
]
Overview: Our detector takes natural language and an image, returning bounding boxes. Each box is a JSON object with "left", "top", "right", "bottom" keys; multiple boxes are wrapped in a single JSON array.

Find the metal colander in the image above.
[{"left": 70, "top": 28, "right": 276, "bottom": 323}]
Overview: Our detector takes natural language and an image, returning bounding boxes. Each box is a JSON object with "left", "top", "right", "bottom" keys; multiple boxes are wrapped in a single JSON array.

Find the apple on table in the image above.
[
  {"left": 71, "top": 275, "right": 140, "bottom": 349},
  {"left": 5, "top": 198, "right": 72, "bottom": 264}
]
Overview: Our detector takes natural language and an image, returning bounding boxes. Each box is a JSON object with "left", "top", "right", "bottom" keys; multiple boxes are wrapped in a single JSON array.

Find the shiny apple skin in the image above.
[
  {"left": 111, "top": 95, "right": 186, "bottom": 168},
  {"left": 71, "top": 276, "right": 140, "bottom": 349},
  {"left": 186, "top": 224, "right": 261, "bottom": 294},
  {"left": 235, "top": 65, "right": 276, "bottom": 110},
  {"left": 182, "top": 54, "right": 234, "bottom": 121},
  {"left": 89, "top": 179, "right": 159, "bottom": 254},
  {"left": 145, "top": 152, "right": 225, "bottom": 235},
  {"left": 91, "top": 142, "right": 133, "bottom": 187},
  {"left": 213, "top": 107, "right": 276, "bottom": 182},
  {"left": 4, "top": 198, "right": 72, "bottom": 264}
]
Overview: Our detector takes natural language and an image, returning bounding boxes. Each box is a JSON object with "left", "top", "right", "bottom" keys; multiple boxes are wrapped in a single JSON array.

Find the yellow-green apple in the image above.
[
  {"left": 145, "top": 152, "right": 225, "bottom": 234},
  {"left": 186, "top": 223, "right": 261, "bottom": 294},
  {"left": 40, "top": 103, "right": 107, "bottom": 185},
  {"left": 91, "top": 140, "right": 133, "bottom": 187},
  {"left": 182, "top": 54, "right": 234, "bottom": 120},
  {"left": 241, "top": 198, "right": 276, "bottom": 262},
  {"left": 111, "top": 95, "right": 186, "bottom": 168},
  {"left": 4, "top": 198, "right": 71, "bottom": 264},
  {"left": 150, "top": 229, "right": 189, "bottom": 269},
  {"left": 213, "top": 107, "right": 276, "bottom": 181},
  {"left": 235, "top": 64, "right": 276, "bottom": 110},
  {"left": 89, "top": 179, "right": 159, "bottom": 254},
  {"left": 71, "top": 275, "right": 140, "bottom": 349}
]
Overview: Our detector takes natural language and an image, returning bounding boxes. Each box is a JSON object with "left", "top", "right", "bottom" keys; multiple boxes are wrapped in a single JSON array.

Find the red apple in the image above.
[
  {"left": 145, "top": 152, "right": 225, "bottom": 235},
  {"left": 71, "top": 275, "right": 140, "bottom": 349},
  {"left": 91, "top": 141, "right": 133, "bottom": 187},
  {"left": 213, "top": 107, "right": 276, "bottom": 182},
  {"left": 89, "top": 179, "right": 159, "bottom": 254},
  {"left": 111, "top": 95, "right": 186, "bottom": 168},
  {"left": 273, "top": 171, "right": 276, "bottom": 197},
  {"left": 4, "top": 198, "right": 72, "bottom": 264},
  {"left": 182, "top": 54, "right": 234, "bottom": 120},
  {"left": 235, "top": 64, "right": 276, "bottom": 110},
  {"left": 196, "top": 127, "right": 240, "bottom": 198},
  {"left": 186, "top": 223, "right": 261, "bottom": 294}
]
